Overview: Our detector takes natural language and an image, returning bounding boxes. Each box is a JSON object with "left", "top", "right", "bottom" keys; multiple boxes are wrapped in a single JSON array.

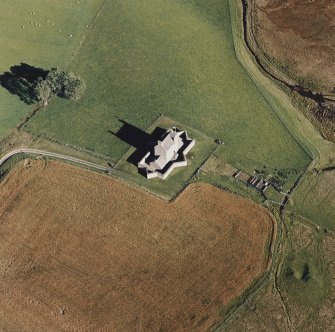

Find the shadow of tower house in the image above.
[{"left": 110, "top": 119, "right": 166, "bottom": 167}]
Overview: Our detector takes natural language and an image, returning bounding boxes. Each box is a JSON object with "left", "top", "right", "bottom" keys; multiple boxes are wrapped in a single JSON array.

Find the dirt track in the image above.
[{"left": 0, "top": 160, "right": 274, "bottom": 331}]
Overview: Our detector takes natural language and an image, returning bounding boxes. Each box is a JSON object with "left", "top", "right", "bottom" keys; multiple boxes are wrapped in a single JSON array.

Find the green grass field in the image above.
[
  {"left": 0, "top": 0, "right": 103, "bottom": 137},
  {"left": 288, "top": 171, "right": 335, "bottom": 230},
  {"left": 25, "top": 0, "right": 311, "bottom": 179}
]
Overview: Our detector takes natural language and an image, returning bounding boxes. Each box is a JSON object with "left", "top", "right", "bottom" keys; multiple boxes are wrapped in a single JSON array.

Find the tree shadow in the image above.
[
  {"left": 110, "top": 119, "right": 166, "bottom": 166},
  {"left": 0, "top": 63, "right": 48, "bottom": 104}
]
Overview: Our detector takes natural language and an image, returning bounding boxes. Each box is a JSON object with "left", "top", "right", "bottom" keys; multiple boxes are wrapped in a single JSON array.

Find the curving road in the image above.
[{"left": 0, "top": 148, "right": 112, "bottom": 172}]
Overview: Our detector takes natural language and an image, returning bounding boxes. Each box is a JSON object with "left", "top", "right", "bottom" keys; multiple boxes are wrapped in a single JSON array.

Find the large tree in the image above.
[
  {"left": 62, "top": 72, "right": 86, "bottom": 101},
  {"left": 34, "top": 79, "right": 52, "bottom": 106},
  {"left": 34, "top": 68, "right": 86, "bottom": 106}
]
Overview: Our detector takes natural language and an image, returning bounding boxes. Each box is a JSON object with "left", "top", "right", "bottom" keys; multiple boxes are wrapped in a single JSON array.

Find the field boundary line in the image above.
[
  {"left": 65, "top": 0, "right": 113, "bottom": 69},
  {"left": 273, "top": 229, "right": 294, "bottom": 332},
  {"left": 22, "top": 127, "right": 116, "bottom": 164},
  {"left": 213, "top": 205, "right": 279, "bottom": 331},
  {"left": 170, "top": 144, "right": 220, "bottom": 202}
]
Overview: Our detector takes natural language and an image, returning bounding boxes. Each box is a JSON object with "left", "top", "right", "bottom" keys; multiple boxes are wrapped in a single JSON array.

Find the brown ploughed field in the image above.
[
  {"left": 0, "top": 160, "right": 274, "bottom": 331},
  {"left": 254, "top": 0, "right": 335, "bottom": 92}
]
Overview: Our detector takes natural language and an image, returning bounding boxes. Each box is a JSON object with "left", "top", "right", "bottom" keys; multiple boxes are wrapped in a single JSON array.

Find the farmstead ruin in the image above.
[{"left": 138, "top": 127, "right": 195, "bottom": 179}]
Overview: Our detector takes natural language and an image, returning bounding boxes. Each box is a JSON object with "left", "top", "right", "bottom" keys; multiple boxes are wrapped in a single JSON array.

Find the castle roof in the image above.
[
  {"left": 151, "top": 129, "right": 183, "bottom": 170},
  {"left": 138, "top": 127, "right": 195, "bottom": 180}
]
